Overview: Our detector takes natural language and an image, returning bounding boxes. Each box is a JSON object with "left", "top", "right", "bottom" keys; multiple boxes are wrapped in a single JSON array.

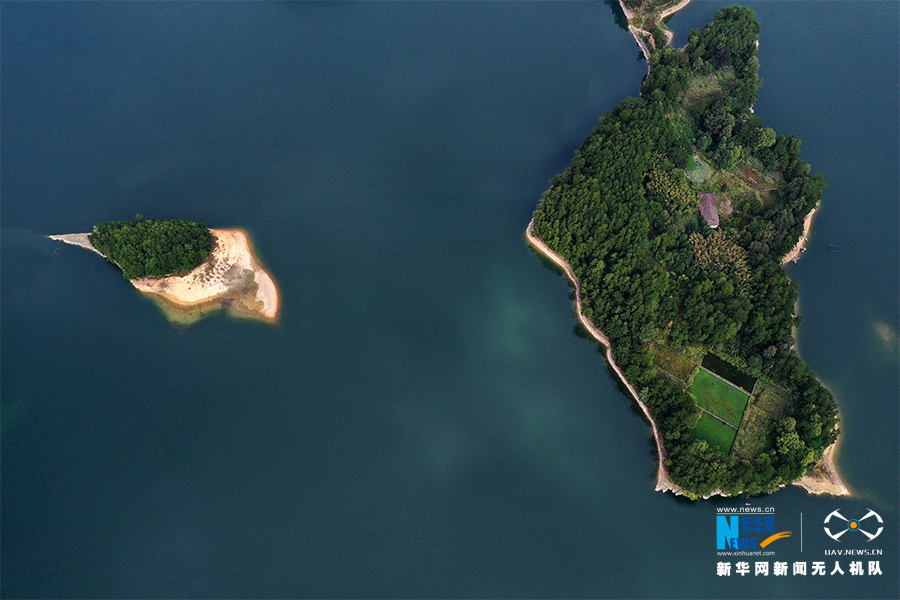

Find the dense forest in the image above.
[
  {"left": 531, "top": 6, "right": 836, "bottom": 498},
  {"left": 88, "top": 216, "right": 214, "bottom": 280}
]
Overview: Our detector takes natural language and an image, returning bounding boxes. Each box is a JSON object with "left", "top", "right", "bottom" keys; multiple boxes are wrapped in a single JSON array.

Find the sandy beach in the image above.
[
  {"left": 131, "top": 229, "right": 279, "bottom": 323},
  {"left": 782, "top": 201, "right": 820, "bottom": 265},
  {"left": 48, "top": 233, "right": 106, "bottom": 257},
  {"left": 526, "top": 219, "right": 679, "bottom": 495},
  {"left": 49, "top": 228, "right": 280, "bottom": 324},
  {"left": 793, "top": 424, "right": 850, "bottom": 496}
]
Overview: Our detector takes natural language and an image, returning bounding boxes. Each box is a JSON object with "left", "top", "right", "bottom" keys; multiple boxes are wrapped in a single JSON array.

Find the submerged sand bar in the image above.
[
  {"left": 49, "top": 228, "right": 280, "bottom": 324},
  {"left": 48, "top": 233, "right": 106, "bottom": 257}
]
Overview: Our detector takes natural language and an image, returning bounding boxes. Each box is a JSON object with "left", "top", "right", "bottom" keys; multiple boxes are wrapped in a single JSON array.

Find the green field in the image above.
[
  {"left": 689, "top": 369, "right": 750, "bottom": 428},
  {"left": 693, "top": 411, "right": 738, "bottom": 455}
]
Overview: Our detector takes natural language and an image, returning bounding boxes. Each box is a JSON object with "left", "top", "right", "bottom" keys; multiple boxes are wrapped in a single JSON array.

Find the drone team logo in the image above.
[{"left": 823, "top": 509, "right": 883, "bottom": 542}]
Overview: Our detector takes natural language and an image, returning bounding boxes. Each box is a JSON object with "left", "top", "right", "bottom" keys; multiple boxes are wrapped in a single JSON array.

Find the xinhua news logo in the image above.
[
  {"left": 823, "top": 509, "right": 883, "bottom": 542},
  {"left": 717, "top": 514, "right": 791, "bottom": 551}
]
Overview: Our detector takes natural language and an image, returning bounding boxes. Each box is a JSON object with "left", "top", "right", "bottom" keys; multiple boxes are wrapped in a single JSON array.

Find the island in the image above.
[
  {"left": 50, "top": 216, "right": 280, "bottom": 325},
  {"left": 528, "top": 1, "right": 847, "bottom": 499}
]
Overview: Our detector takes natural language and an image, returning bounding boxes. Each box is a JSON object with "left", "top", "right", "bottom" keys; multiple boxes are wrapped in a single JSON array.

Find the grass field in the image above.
[
  {"left": 686, "top": 154, "right": 714, "bottom": 183},
  {"left": 701, "top": 353, "right": 756, "bottom": 393},
  {"left": 689, "top": 369, "right": 750, "bottom": 428},
  {"left": 694, "top": 411, "right": 738, "bottom": 455}
]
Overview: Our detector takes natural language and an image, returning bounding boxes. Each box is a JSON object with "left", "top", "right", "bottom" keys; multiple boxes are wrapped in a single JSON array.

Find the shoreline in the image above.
[
  {"left": 781, "top": 201, "right": 820, "bottom": 265},
  {"left": 47, "top": 233, "right": 106, "bottom": 257},
  {"left": 534, "top": 1, "right": 847, "bottom": 500},
  {"left": 131, "top": 229, "right": 280, "bottom": 324},
  {"left": 49, "top": 228, "right": 280, "bottom": 324},
  {"left": 781, "top": 201, "right": 848, "bottom": 495},
  {"left": 526, "top": 218, "right": 680, "bottom": 495},
  {"left": 529, "top": 212, "right": 850, "bottom": 498},
  {"left": 618, "top": 0, "right": 693, "bottom": 68},
  {"left": 793, "top": 422, "right": 850, "bottom": 496}
]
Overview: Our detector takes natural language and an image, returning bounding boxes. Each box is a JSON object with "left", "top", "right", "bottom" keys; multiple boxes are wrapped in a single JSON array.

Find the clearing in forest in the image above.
[
  {"left": 731, "top": 382, "right": 792, "bottom": 460},
  {"left": 653, "top": 345, "right": 700, "bottom": 382},
  {"left": 694, "top": 411, "right": 738, "bottom": 455},
  {"left": 689, "top": 368, "right": 750, "bottom": 428}
]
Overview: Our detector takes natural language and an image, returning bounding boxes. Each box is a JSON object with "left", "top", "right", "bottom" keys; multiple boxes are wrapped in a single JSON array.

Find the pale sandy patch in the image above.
[
  {"left": 50, "top": 228, "right": 280, "bottom": 324},
  {"left": 793, "top": 425, "right": 850, "bottom": 496},
  {"left": 782, "top": 201, "right": 819, "bottom": 265},
  {"left": 131, "top": 229, "right": 279, "bottom": 323}
]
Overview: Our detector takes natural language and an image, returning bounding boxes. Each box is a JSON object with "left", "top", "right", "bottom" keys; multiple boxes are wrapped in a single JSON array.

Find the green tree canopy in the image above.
[{"left": 88, "top": 217, "right": 214, "bottom": 279}]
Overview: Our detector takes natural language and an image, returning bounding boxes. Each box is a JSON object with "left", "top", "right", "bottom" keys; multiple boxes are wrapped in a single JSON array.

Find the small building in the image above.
[{"left": 699, "top": 191, "right": 719, "bottom": 228}]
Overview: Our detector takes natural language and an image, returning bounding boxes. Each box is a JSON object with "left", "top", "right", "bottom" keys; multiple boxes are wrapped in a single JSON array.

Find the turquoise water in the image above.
[{"left": 2, "top": 2, "right": 897, "bottom": 597}]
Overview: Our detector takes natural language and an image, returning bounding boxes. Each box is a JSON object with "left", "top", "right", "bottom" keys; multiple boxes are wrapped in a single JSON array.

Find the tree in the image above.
[
  {"left": 529, "top": 4, "right": 834, "bottom": 499},
  {"left": 89, "top": 217, "right": 214, "bottom": 279},
  {"left": 751, "top": 127, "right": 776, "bottom": 150}
]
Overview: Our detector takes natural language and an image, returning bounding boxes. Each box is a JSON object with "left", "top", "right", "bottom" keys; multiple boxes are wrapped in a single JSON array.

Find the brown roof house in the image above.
[{"left": 699, "top": 191, "right": 719, "bottom": 228}]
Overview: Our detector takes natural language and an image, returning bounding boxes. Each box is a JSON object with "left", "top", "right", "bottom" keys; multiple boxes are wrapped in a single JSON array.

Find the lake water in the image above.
[{"left": 2, "top": 1, "right": 897, "bottom": 597}]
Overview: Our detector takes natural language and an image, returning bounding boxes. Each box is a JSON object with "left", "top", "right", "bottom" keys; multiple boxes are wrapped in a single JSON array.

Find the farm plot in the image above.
[
  {"left": 731, "top": 382, "right": 792, "bottom": 460},
  {"left": 751, "top": 382, "right": 791, "bottom": 420},
  {"left": 689, "top": 369, "right": 750, "bottom": 428},
  {"left": 694, "top": 411, "right": 738, "bottom": 455},
  {"left": 701, "top": 353, "right": 756, "bottom": 393},
  {"left": 653, "top": 346, "right": 697, "bottom": 382},
  {"left": 731, "top": 405, "right": 774, "bottom": 461}
]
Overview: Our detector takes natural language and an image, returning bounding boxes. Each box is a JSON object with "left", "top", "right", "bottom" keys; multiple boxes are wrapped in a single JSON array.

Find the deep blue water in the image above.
[{"left": 2, "top": 2, "right": 897, "bottom": 598}]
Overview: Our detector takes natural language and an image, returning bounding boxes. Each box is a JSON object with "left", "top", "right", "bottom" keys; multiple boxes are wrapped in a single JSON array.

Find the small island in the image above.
[
  {"left": 50, "top": 216, "right": 280, "bottom": 325},
  {"left": 529, "top": 1, "right": 846, "bottom": 499}
]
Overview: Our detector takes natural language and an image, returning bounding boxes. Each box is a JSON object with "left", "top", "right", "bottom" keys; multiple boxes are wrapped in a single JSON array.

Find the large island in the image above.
[
  {"left": 50, "top": 218, "right": 279, "bottom": 325},
  {"left": 528, "top": 1, "right": 846, "bottom": 499}
]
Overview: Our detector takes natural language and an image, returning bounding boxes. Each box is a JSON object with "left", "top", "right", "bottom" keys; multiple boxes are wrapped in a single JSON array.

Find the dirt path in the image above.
[
  {"left": 700, "top": 408, "right": 738, "bottom": 430},
  {"left": 526, "top": 219, "right": 680, "bottom": 495}
]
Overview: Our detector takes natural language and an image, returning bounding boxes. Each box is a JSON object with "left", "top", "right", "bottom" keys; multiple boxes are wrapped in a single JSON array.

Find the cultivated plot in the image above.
[
  {"left": 688, "top": 368, "right": 750, "bottom": 428},
  {"left": 694, "top": 411, "right": 738, "bottom": 455}
]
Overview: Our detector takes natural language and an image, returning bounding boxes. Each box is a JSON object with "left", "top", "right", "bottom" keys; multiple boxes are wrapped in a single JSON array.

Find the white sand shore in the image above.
[
  {"left": 526, "top": 219, "right": 680, "bottom": 495},
  {"left": 49, "top": 228, "right": 280, "bottom": 324},
  {"left": 131, "top": 229, "right": 279, "bottom": 323},
  {"left": 793, "top": 423, "right": 850, "bottom": 496},
  {"left": 47, "top": 233, "right": 105, "bottom": 257},
  {"left": 782, "top": 201, "right": 820, "bottom": 265}
]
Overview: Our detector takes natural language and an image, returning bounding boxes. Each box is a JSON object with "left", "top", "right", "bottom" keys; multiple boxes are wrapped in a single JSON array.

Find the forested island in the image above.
[
  {"left": 87, "top": 216, "right": 215, "bottom": 280},
  {"left": 50, "top": 217, "right": 280, "bottom": 324},
  {"left": 529, "top": 2, "right": 844, "bottom": 498}
]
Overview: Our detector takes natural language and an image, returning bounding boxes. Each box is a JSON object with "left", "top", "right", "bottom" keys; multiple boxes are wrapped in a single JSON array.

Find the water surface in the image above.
[{"left": 2, "top": 2, "right": 897, "bottom": 597}]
